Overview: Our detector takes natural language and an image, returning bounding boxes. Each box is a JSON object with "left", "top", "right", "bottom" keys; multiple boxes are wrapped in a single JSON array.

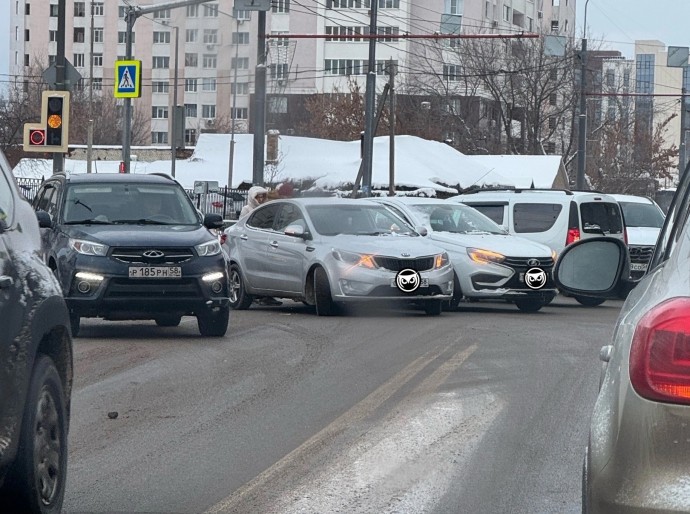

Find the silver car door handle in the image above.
[
  {"left": 0, "top": 276, "right": 13, "bottom": 289},
  {"left": 240, "top": 234, "right": 248, "bottom": 241},
  {"left": 270, "top": 241, "right": 279, "bottom": 248},
  {"left": 599, "top": 345, "right": 613, "bottom": 363}
]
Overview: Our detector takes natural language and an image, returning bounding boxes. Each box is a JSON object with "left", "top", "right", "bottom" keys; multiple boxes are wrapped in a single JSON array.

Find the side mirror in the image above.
[
  {"left": 416, "top": 226, "right": 428, "bottom": 237},
  {"left": 284, "top": 224, "right": 310, "bottom": 240},
  {"left": 554, "top": 237, "right": 635, "bottom": 299},
  {"left": 203, "top": 213, "right": 223, "bottom": 230},
  {"left": 36, "top": 210, "right": 52, "bottom": 228}
]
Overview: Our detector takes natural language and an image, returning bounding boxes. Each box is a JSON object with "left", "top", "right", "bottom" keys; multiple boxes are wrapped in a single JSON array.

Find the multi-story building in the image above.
[{"left": 9, "top": 0, "right": 576, "bottom": 149}]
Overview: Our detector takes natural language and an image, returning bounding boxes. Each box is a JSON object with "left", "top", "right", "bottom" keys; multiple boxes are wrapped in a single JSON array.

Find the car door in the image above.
[
  {"left": 267, "top": 203, "right": 309, "bottom": 293},
  {"left": 239, "top": 203, "right": 281, "bottom": 290},
  {"left": 33, "top": 181, "right": 62, "bottom": 264}
]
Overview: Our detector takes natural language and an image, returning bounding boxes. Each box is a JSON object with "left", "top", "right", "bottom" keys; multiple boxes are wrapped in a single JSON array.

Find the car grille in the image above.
[
  {"left": 629, "top": 245, "right": 654, "bottom": 265},
  {"left": 503, "top": 256, "right": 555, "bottom": 268},
  {"left": 111, "top": 247, "right": 195, "bottom": 264},
  {"left": 104, "top": 278, "right": 201, "bottom": 299},
  {"left": 374, "top": 256, "right": 435, "bottom": 272}
]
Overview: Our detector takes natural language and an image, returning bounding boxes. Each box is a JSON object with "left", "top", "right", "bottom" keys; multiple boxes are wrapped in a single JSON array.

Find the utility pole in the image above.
[
  {"left": 576, "top": 0, "right": 591, "bottom": 190},
  {"left": 388, "top": 59, "right": 396, "bottom": 196},
  {"left": 252, "top": 11, "right": 267, "bottom": 186},
  {"left": 228, "top": 15, "right": 241, "bottom": 190},
  {"left": 680, "top": 85, "right": 688, "bottom": 177},
  {"left": 171, "top": 25, "right": 179, "bottom": 177},
  {"left": 54, "top": 0, "right": 66, "bottom": 174},
  {"left": 87, "top": 0, "right": 94, "bottom": 172},
  {"left": 361, "top": 0, "right": 379, "bottom": 197}
]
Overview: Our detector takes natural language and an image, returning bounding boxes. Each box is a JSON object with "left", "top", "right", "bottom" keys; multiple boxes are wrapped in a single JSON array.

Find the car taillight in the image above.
[
  {"left": 566, "top": 228, "right": 580, "bottom": 246},
  {"left": 630, "top": 298, "right": 690, "bottom": 405},
  {"left": 624, "top": 228, "right": 628, "bottom": 245}
]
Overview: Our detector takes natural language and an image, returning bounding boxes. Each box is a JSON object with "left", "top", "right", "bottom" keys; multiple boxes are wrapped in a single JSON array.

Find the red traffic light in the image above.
[
  {"left": 28, "top": 129, "right": 46, "bottom": 146},
  {"left": 119, "top": 161, "right": 126, "bottom": 173}
]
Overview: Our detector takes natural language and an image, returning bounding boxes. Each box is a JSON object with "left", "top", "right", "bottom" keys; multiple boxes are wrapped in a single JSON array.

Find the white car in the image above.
[
  {"left": 370, "top": 197, "right": 558, "bottom": 312},
  {"left": 609, "top": 193, "right": 665, "bottom": 279}
]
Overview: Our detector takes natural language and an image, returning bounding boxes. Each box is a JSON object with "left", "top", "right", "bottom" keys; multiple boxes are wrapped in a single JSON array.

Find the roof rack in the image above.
[
  {"left": 149, "top": 172, "right": 176, "bottom": 181},
  {"left": 462, "top": 187, "right": 573, "bottom": 196}
]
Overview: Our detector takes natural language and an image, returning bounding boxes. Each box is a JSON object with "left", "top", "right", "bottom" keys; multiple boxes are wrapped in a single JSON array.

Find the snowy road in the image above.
[{"left": 61, "top": 297, "right": 621, "bottom": 514}]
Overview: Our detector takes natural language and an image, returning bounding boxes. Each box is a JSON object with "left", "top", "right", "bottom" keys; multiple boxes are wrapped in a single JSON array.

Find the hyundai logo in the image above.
[
  {"left": 527, "top": 258, "right": 540, "bottom": 267},
  {"left": 143, "top": 250, "right": 165, "bottom": 259}
]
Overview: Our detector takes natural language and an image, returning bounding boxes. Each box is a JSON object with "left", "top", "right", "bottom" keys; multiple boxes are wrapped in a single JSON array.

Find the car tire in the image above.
[
  {"left": 424, "top": 300, "right": 443, "bottom": 316},
  {"left": 445, "top": 274, "right": 463, "bottom": 311},
  {"left": 574, "top": 295, "right": 606, "bottom": 307},
  {"left": 515, "top": 299, "right": 544, "bottom": 312},
  {"left": 314, "top": 267, "right": 336, "bottom": 316},
  {"left": 197, "top": 306, "right": 230, "bottom": 337},
  {"left": 3, "top": 355, "right": 68, "bottom": 514},
  {"left": 69, "top": 313, "right": 80, "bottom": 338},
  {"left": 229, "top": 265, "right": 253, "bottom": 310},
  {"left": 155, "top": 315, "right": 182, "bottom": 327}
]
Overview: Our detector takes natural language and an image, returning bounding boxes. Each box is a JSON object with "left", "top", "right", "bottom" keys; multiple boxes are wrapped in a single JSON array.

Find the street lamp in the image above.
[{"left": 576, "top": 0, "right": 591, "bottom": 190}]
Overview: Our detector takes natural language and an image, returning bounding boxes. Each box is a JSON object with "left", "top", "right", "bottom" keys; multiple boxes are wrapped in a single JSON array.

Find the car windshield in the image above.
[
  {"left": 620, "top": 202, "right": 665, "bottom": 228},
  {"left": 62, "top": 183, "right": 200, "bottom": 225},
  {"left": 305, "top": 204, "right": 416, "bottom": 236},
  {"left": 409, "top": 203, "right": 506, "bottom": 235}
]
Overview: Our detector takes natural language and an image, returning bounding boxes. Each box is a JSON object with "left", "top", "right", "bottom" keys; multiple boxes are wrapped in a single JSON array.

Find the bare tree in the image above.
[{"left": 298, "top": 79, "right": 368, "bottom": 141}]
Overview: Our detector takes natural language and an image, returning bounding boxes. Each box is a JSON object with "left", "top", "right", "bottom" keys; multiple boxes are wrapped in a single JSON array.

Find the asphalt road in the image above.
[{"left": 62, "top": 296, "right": 622, "bottom": 514}]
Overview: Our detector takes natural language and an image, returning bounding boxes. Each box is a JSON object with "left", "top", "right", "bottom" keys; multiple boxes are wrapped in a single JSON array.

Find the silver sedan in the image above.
[{"left": 223, "top": 198, "right": 454, "bottom": 315}]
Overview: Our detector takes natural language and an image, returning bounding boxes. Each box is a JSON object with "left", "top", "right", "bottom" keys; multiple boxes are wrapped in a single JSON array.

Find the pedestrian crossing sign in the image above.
[{"left": 114, "top": 60, "right": 142, "bottom": 98}]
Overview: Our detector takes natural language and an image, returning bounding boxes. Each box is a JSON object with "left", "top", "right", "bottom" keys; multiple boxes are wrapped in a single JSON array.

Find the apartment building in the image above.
[{"left": 9, "top": 0, "right": 576, "bottom": 148}]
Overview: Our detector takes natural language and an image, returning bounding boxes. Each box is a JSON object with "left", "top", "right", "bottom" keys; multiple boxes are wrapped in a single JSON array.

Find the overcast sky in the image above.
[{"left": 1, "top": 1, "right": 689, "bottom": 88}]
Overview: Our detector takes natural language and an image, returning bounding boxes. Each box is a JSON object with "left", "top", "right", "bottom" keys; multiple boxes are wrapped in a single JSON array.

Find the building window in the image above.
[
  {"left": 327, "top": 0, "right": 371, "bottom": 7},
  {"left": 153, "top": 32, "right": 171, "bottom": 44},
  {"left": 447, "top": 0, "right": 460, "bottom": 14},
  {"left": 550, "top": 20, "right": 559, "bottom": 32},
  {"left": 152, "top": 56, "right": 170, "bottom": 69},
  {"left": 324, "top": 59, "right": 367, "bottom": 75},
  {"left": 93, "top": 53, "right": 102, "bottom": 67},
  {"left": 94, "top": 28, "right": 104, "bottom": 43},
  {"left": 503, "top": 5, "right": 510, "bottom": 21},
  {"left": 153, "top": 8, "right": 170, "bottom": 19},
  {"left": 232, "top": 32, "right": 250, "bottom": 45},
  {"left": 443, "top": 64, "right": 461, "bottom": 81},
  {"left": 185, "top": 104, "right": 198, "bottom": 117},
  {"left": 49, "top": 30, "right": 57, "bottom": 42},
  {"left": 92, "top": 2, "right": 104, "bottom": 16},
  {"left": 203, "top": 4, "right": 219, "bottom": 17},
  {"left": 375, "top": 60, "right": 397, "bottom": 75},
  {"left": 48, "top": 55, "right": 56, "bottom": 66},
  {"left": 185, "top": 79, "right": 198, "bottom": 92},
  {"left": 152, "top": 106, "right": 169, "bottom": 119},
  {"left": 186, "top": 4, "right": 198, "bottom": 16},
  {"left": 74, "top": 2, "right": 85, "bottom": 17},
  {"left": 269, "top": 97, "right": 288, "bottom": 114},
  {"left": 153, "top": 81, "right": 170, "bottom": 93},
  {"left": 50, "top": 4, "right": 59, "bottom": 16},
  {"left": 231, "top": 107, "right": 248, "bottom": 119},
  {"left": 185, "top": 53, "right": 198, "bottom": 67},
  {"left": 152, "top": 132, "right": 168, "bottom": 144},
  {"left": 92, "top": 78, "right": 102, "bottom": 90},
  {"left": 73, "top": 27, "right": 85, "bottom": 43},
  {"left": 202, "top": 55, "right": 217, "bottom": 69},
  {"left": 235, "top": 9, "right": 250, "bottom": 20},
  {"left": 118, "top": 6, "right": 126, "bottom": 18},
  {"left": 376, "top": 26, "right": 399, "bottom": 42},
  {"left": 203, "top": 29, "right": 218, "bottom": 45},
  {"left": 325, "top": 26, "right": 365, "bottom": 42},
  {"left": 231, "top": 82, "right": 249, "bottom": 95},
  {"left": 25, "top": 3, "right": 30, "bottom": 15},
  {"left": 270, "top": 63, "right": 288, "bottom": 79},
  {"left": 25, "top": 29, "right": 30, "bottom": 42},
  {"left": 544, "top": 142, "right": 556, "bottom": 154},
  {"left": 549, "top": 93, "right": 558, "bottom": 106},
  {"left": 202, "top": 78, "right": 217, "bottom": 91},
  {"left": 202, "top": 104, "right": 216, "bottom": 118},
  {"left": 73, "top": 53, "right": 84, "bottom": 67},
  {"left": 185, "top": 129, "right": 197, "bottom": 145},
  {"left": 272, "top": 0, "right": 290, "bottom": 13},
  {"left": 24, "top": 54, "right": 29, "bottom": 67},
  {"left": 548, "top": 116, "right": 557, "bottom": 130},
  {"left": 186, "top": 29, "right": 197, "bottom": 43},
  {"left": 231, "top": 57, "right": 250, "bottom": 69}
]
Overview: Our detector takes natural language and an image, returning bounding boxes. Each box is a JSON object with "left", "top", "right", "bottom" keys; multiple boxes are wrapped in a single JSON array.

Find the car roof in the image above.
[
  {"left": 282, "top": 197, "right": 389, "bottom": 207},
  {"left": 608, "top": 193, "right": 654, "bottom": 204},
  {"left": 373, "top": 197, "right": 452, "bottom": 205},
  {"left": 63, "top": 172, "right": 178, "bottom": 185},
  {"left": 449, "top": 189, "right": 618, "bottom": 204}
]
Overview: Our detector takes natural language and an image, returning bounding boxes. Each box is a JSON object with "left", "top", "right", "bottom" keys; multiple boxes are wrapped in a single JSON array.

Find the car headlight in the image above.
[
  {"left": 434, "top": 252, "right": 450, "bottom": 269},
  {"left": 69, "top": 238, "right": 108, "bottom": 256},
  {"left": 196, "top": 240, "right": 222, "bottom": 257},
  {"left": 467, "top": 248, "right": 505, "bottom": 264},
  {"left": 332, "top": 249, "right": 378, "bottom": 269}
]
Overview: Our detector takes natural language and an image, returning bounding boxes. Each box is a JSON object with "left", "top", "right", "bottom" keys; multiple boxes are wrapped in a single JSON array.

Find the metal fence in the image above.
[{"left": 15, "top": 177, "right": 248, "bottom": 220}]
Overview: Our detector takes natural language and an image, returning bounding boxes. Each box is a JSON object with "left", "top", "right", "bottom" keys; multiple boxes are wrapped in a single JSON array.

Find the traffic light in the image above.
[{"left": 23, "top": 91, "right": 70, "bottom": 153}]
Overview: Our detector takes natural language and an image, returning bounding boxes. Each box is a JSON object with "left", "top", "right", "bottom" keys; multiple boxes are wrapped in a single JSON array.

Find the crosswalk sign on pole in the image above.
[{"left": 114, "top": 60, "right": 142, "bottom": 98}]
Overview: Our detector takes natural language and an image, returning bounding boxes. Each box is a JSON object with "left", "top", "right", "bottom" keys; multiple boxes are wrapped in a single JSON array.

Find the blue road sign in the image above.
[{"left": 114, "top": 60, "right": 141, "bottom": 98}]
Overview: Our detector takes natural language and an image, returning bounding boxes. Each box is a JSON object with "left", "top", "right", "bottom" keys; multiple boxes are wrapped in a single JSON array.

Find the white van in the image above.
[{"left": 447, "top": 189, "right": 626, "bottom": 306}]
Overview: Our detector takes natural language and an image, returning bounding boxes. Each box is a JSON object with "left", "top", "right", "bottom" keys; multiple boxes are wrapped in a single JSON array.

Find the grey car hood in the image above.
[{"left": 323, "top": 234, "right": 445, "bottom": 257}]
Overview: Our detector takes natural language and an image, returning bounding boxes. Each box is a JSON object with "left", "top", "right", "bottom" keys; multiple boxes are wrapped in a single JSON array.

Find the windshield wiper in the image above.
[
  {"left": 64, "top": 219, "right": 112, "bottom": 225},
  {"left": 73, "top": 199, "right": 92, "bottom": 212},
  {"left": 111, "top": 218, "right": 172, "bottom": 225}
]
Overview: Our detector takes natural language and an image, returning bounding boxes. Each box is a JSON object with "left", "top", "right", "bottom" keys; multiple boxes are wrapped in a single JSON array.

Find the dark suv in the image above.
[
  {"left": 0, "top": 152, "right": 73, "bottom": 513},
  {"left": 32, "top": 172, "right": 230, "bottom": 337}
]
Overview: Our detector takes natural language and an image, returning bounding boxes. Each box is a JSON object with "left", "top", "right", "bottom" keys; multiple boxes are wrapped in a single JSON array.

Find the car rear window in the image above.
[
  {"left": 619, "top": 201, "right": 665, "bottom": 228},
  {"left": 513, "top": 203, "right": 563, "bottom": 233},
  {"left": 580, "top": 202, "right": 623, "bottom": 234}
]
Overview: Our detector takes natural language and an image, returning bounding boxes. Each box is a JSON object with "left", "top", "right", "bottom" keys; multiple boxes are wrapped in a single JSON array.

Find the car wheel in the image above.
[
  {"left": 314, "top": 267, "right": 336, "bottom": 316},
  {"left": 424, "top": 300, "right": 443, "bottom": 316},
  {"left": 515, "top": 299, "right": 544, "bottom": 312},
  {"left": 69, "top": 313, "right": 80, "bottom": 338},
  {"left": 574, "top": 295, "right": 606, "bottom": 307},
  {"left": 3, "top": 355, "right": 68, "bottom": 514},
  {"left": 197, "top": 306, "right": 230, "bottom": 337},
  {"left": 229, "top": 265, "right": 253, "bottom": 310},
  {"left": 445, "top": 274, "right": 463, "bottom": 311},
  {"left": 155, "top": 315, "right": 182, "bottom": 327}
]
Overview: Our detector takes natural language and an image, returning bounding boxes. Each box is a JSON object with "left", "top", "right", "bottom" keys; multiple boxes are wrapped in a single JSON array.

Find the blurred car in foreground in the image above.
[
  {"left": 610, "top": 193, "right": 665, "bottom": 280},
  {"left": 370, "top": 197, "right": 557, "bottom": 312},
  {"left": 223, "top": 198, "right": 454, "bottom": 315},
  {"left": 0, "top": 152, "right": 73, "bottom": 513},
  {"left": 554, "top": 179, "right": 690, "bottom": 513}
]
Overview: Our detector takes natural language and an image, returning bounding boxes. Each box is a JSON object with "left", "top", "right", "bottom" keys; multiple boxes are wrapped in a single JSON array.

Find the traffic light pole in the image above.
[
  {"left": 54, "top": 0, "right": 66, "bottom": 174},
  {"left": 252, "top": 11, "right": 267, "bottom": 186}
]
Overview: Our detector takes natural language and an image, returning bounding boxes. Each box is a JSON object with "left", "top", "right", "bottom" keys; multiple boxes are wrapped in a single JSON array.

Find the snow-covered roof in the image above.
[{"left": 468, "top": 154, "right": 567, "bottom": 189}]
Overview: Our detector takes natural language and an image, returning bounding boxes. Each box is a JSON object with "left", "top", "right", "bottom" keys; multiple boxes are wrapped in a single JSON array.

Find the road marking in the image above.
[{"left": 205, "top": 343, "right": 476, "bottom": 514}]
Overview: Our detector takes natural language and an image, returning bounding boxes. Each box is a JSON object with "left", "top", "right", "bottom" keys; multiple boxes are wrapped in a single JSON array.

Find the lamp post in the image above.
[
  {"left": 576, "top": 0, "right": 591, "bottom": 190},
  {"left": 171, "top": 25, "right": 179, "bottom": 177},
  {"left": 228, "top": 15, "right": 241, "bottom": 190}
]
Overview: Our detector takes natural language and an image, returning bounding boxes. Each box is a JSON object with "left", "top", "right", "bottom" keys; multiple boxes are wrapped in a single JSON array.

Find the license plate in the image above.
[
  {"left": 630, "top": 263, "right": 648, "bottom": 272},
  {"left": 391, "top": 278, "right": 428, "bottom": 288},
  {"left": 128, "top": 266, "right": 182, "bottom": 278}
]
